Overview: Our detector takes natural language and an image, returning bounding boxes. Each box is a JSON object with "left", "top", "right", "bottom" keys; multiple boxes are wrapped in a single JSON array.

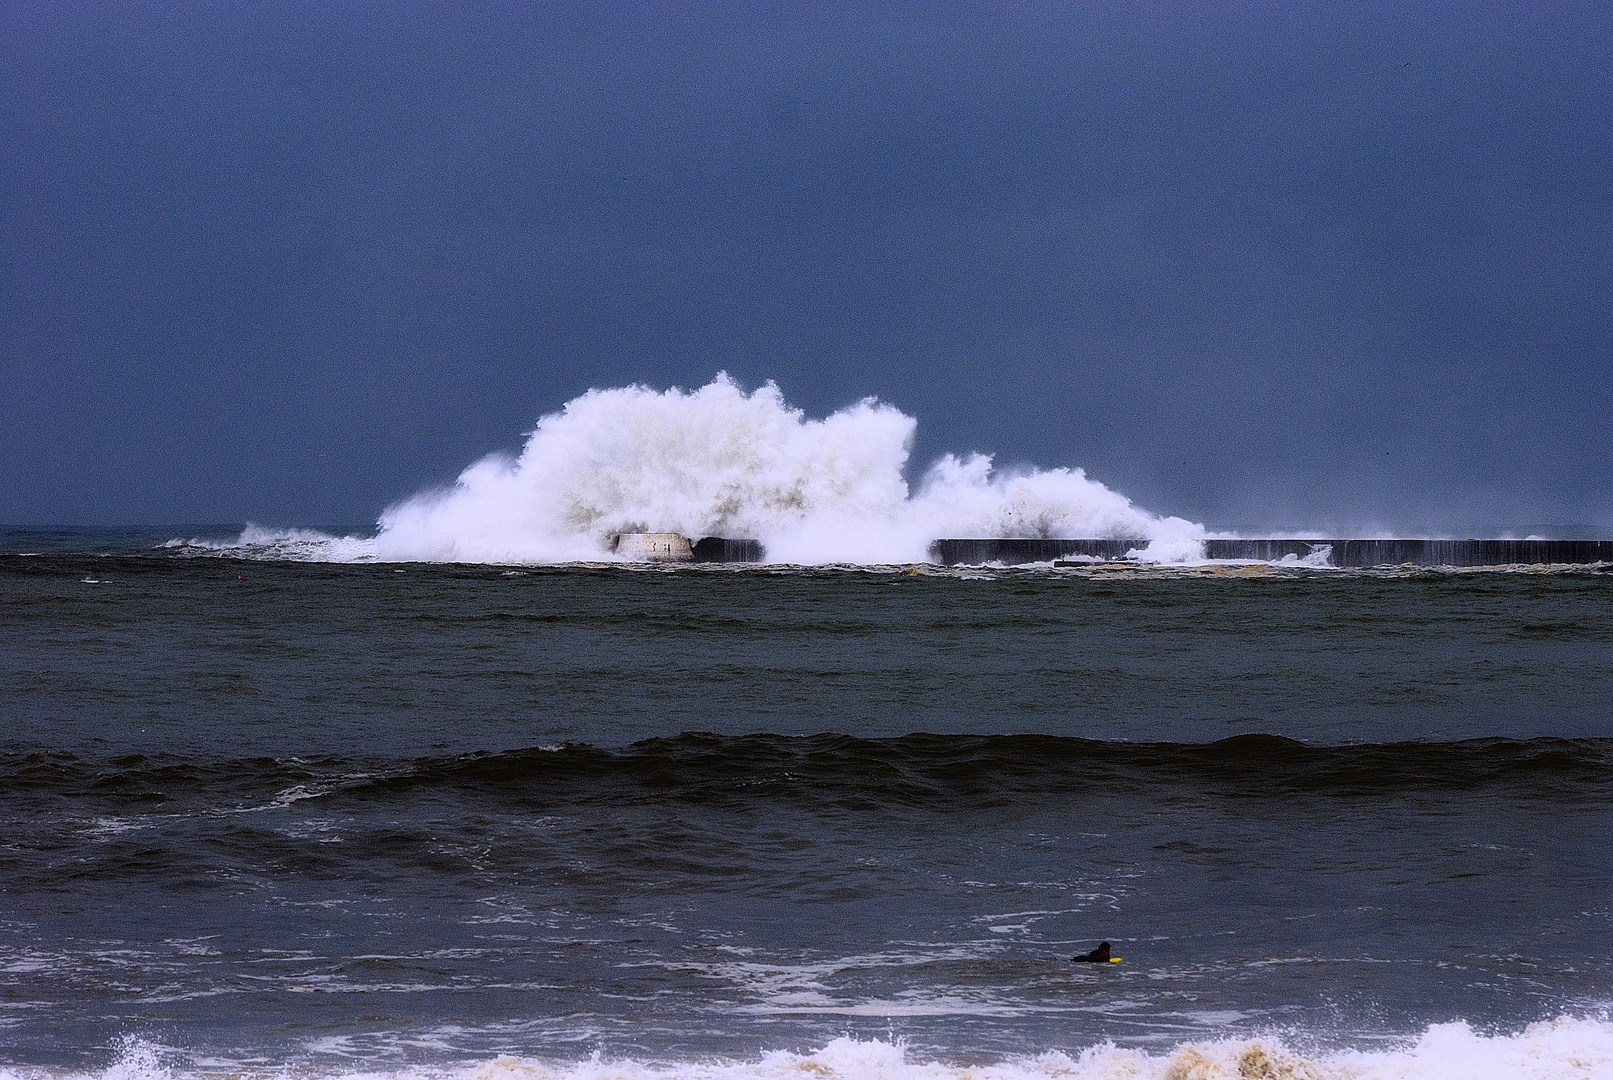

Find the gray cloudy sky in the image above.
[{"left": 3, "top": 3, "right": 1610, "bottom": 534}]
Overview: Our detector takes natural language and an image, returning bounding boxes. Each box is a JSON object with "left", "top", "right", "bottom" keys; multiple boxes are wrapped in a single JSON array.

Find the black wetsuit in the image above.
[{"left": 1071, "top": 945, "right": 1111, "bottom": 963}]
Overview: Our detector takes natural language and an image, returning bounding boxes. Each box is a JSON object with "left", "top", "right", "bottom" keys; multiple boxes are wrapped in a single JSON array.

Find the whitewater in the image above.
[
  {"left": 8, "top": 1022, "right": 1612, "bottom": 1080},
  {"left": 185, "top": 376, "right": 1203, "bottom": 565}
]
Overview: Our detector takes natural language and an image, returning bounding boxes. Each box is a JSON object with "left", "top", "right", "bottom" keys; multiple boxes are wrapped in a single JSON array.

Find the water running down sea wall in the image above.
[
  {"left": 690, "top": 536, "right": 765, "bottom": 562},
  {"left": 929, "top": 539, "right": 1147, "bottom": 565},
  {"left": 931, "top": 538, "right": 1613, "bottom": 567},
  {"left": 1206, "top": 538, "right": 1613, "bottom": 567}
]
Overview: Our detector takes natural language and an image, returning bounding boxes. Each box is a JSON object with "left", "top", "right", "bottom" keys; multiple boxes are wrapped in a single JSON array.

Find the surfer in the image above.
[{"left": 1070, "top": 942, "right": 1112, "bottom": 963}]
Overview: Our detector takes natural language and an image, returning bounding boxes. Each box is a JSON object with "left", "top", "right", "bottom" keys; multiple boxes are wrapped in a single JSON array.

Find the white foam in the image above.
[
  {"left": 8, "top": 1018, "right": 1611, "bottom": 1080},
  {"left": 165, "top": 526, "right": 377, "bottom": 562},
  {"left": 368, "top": 376, "right": 1201, "bottom": 565}
]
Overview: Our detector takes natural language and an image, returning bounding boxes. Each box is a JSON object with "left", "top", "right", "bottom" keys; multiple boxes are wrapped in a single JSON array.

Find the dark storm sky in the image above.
[{"left": 3, "top": 4, "right": 1610, "bottom": 534}]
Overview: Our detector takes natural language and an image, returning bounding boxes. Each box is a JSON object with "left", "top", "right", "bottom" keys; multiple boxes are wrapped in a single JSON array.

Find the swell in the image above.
[{"left": 6, "top": 733, "right": 1611, "bottom": 811}]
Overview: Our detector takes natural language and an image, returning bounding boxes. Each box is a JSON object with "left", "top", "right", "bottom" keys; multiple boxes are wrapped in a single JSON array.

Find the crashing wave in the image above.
[{"left": 368, "top": 375, "right": 1200, "bottom": 565}]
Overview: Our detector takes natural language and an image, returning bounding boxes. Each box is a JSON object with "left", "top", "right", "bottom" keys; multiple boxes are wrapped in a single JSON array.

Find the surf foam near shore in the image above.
[{"left": 10, "top": 1019, "right": 1611, "bottom": 1080}]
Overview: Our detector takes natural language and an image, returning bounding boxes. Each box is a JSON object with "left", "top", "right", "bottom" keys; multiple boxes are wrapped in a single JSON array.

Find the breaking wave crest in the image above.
[
  {"left": 11, "top": 1019, "right": 1612, "bottom": 1080},
  {"left": 163, "top": 525, "right": 377, "bottom": 562},
  {"left": 365, "top": 376, "right": 1200, "bottom": 565}
]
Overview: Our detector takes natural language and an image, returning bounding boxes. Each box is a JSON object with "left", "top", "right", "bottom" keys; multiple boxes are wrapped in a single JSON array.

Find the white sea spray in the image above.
[{"left": 228, "top": 375, "right": 1199, "bottom": 565}]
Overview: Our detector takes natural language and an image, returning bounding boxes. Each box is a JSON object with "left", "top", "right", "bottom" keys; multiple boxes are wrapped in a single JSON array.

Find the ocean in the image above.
[{"left": 2, "top": 527, "right": 1610, "bottom": 1080}]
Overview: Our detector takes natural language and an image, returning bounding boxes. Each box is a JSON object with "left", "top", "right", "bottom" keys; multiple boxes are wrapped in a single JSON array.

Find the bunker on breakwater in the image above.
[
  {"left": 930, "top": 537, "right": 1613, "bottom": 567},
  {"left": 611, "top": 533, "right": 764, "bottom": 563},
  {"left": 611, "top": 533, "right": 693, "bottom": 562}
]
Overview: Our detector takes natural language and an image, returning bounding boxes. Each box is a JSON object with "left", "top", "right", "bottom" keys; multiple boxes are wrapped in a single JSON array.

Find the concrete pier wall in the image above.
[
  {"left": 1204, "top": 539, "right": 1613, "bottom": 567},
  {"left": 931, "top": 537, "right": 1613, "bottom": 567},
  {"left": 610, "top": 534, "right": 762, "bottom": 563},
  {"left": 929, "top": 539, "right": 1146, "bottom": 565},
  {"left": 692, "top": 537, "right": 764, "bottom": 562}
]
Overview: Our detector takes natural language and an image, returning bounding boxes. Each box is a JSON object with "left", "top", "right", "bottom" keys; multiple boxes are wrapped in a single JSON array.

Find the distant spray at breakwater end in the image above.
[{"left": 370, "top": 375, "right": 1202, "bottom": 565}]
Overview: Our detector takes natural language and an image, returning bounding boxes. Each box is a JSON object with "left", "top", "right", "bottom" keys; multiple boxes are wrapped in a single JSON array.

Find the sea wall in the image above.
[
  {"left": 930, "top": 537, "right": 1613, "bottom": 567},
  {"left": 1204, "top": 539, "right": 1613, "bottom": 567},
  {"left": 691, "top": 537, "right": 765, "bottom": 563},
  {"left": 610, "top": 534, "right": 763, "bottom": 563},
  {"left": 928, "top": 539, "right": 1145, "bottom": 565}
]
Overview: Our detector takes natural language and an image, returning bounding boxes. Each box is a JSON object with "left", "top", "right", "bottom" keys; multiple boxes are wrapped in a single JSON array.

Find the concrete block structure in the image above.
[
  {"left": 611, "top": 533, "right": 694, "bottom": 562},
  {"left": 930, "top": 537, "right": 1613, "bottom": 567},
  {"left": 611, "top": 533, "right": 764, "bottom": 563}
]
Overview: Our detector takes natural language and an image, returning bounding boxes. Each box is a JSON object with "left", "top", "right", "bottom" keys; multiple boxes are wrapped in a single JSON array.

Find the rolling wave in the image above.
[{"left": 8, "top": 734, "right": 1611, "bottom": 810}]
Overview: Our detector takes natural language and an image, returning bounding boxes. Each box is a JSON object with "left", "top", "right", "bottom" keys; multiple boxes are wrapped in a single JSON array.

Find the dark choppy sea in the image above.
[{"left": 2, "top": 528, "right": 1611, "bottom": 1079}]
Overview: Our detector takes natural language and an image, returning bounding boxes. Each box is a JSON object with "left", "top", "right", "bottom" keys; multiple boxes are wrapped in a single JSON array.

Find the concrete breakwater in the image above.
[
  {"left": 611, "top": 533, "right": 764, "bottom": 563},
  {"left": 611, "top": 533, "right": 693, "bottom": 562},
  {"left": 1204, "top": 539, "right": 1613, "bottom": 567},
  {"left": 690, "top": 537, "right": 765, "bottom": 562},
  {"left": 929, "top": 539, "right": 1147, "bottom": 565},
  {"left": 930, "top": 538, "right": 1613, "bottom": 567}
]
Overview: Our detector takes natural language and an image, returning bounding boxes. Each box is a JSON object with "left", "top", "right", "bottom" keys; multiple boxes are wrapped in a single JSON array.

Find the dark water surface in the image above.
[{"left": 2, "top": 534, "right": 1611, "bottom": 1069}]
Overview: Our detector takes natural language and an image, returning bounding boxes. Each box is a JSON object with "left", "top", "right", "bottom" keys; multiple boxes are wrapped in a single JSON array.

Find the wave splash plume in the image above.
[{"left": 368, "top": 376, "right": 1200, "bottom": 564}]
